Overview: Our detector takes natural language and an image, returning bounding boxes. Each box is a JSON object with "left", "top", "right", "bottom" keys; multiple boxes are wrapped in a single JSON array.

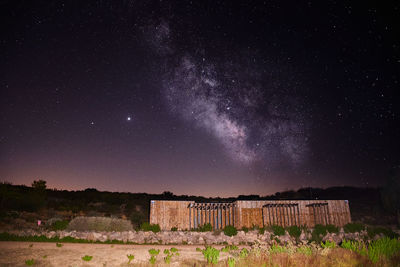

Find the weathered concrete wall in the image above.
[
  {"left": 149, "top": 200, "right": 193, "bottom": 230},
  {"left": 150, "top": 200, "right": 351, "bottom": 230}
]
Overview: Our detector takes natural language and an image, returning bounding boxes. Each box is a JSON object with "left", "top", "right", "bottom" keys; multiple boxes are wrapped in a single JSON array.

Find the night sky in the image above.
[{"left": 1, "top": 1, "right": 399, "bottom": 197}]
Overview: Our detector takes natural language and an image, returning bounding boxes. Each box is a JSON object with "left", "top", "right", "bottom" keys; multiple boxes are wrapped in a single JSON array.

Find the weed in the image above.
[
  {"left": 127, "top": 254, "right": 134, "bottom": 264},
  {"left": 239, "top": 248, "right": 249, "bottom": 258},
  {"left": 297, "top": 246, "right": 312, "bottom": 255},
  {"left": 56, "top": 242, "right": 63, "bottom": 247},
  {"left": 171, "top": 227, "right": 178, "bottom": 231},
  {"left": 42, "top": 255, "right": 47, "bottom": 259},
  {"left": 258, "top": 227, "right": 265, "bottom": 234},
  {"left": 287, "top": 225, "right": 301, "bottom": 239},
  {"left": 202, "top": 246, "right": 220, "bottom": 264},
  {"left": 148, "top": 248, "right": 160, "bottom": 255},
  {"left": 224, "top": 225, "right": 238, "bottom": 236},
  {"left": 343, "top": 223, "right": 365, "bottom": 233},
  {"left": 175, "top": 252, "right": 180, "bottom": 256},
  {"left": 81, "top": 255, "right": 93, "bottom": 261},
  {"left": 196, "top": 247, "right": 202, "bottom": 252},
  {"left": 25, "top": 259, "right": 35, "bottom": 266},
  {"left": 241, "top": 227, "right": 249, "bottom": 233},
  {"left": 170, "top": 247, "right": 178, "bottom": 253},
  {"left": 164, "top": 254, "right": 172, "bottom": 264},
  {"left": 149, "top": 255, "right": 156, "bottom": 264},
  {"left": 321, "top": 240, "right": 336, "bottom": 249},
  {"left": 228, "top": 257, "right": 236, "bottom": 267},
  {"left": 164, "top": 249, "right": 170, "bottom": 254}
]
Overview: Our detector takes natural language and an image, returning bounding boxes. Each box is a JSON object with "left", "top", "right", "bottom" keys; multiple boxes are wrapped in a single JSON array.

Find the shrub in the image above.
[
  {"left": 25, "top": 259, "right": 34, "bottom": 266},
  {"left": 202, "top": 246, "right": 220, "bottom": 264},
  {"left": 340, "top": 239, "right": 368, "bottom": 256},
  {"left": 343, "top": 223, "right": 365, "bottom": 233},
  {"left": 50, "top": 220, "right": 69, "bottom": 231},
  {"left": 148, "top": 248, "right": 160, "bottom": 256},
  {"left": 196, "top": 247, "right": 202, "bottom": 252},
  {"left": 367, "top": 226, "right": 398, "bottom": 239},
  {"left": 149, "top": 255, "right": 156, "bottom": 264},
  {"left": 140, "top": 222, "right": 161, "bottom": 233},
  {"left": 197, "top": 223, "right": 213, "bottom": 232},
  {"left": 321, "top": 240, "right": 336, "bottom": 249},
  {"left": 171, "top": 227, "right": 178, "bottom": 231},
  {"left": 56, "top": 242, "right": 63, "bottom": 247},
  {"left": 163, "top": 249, "right": 170, "bottom": 254},
  {"left": 287, "top": 225, "right": 301, "bottom": 238},
  {"left": 241, "top": 227, "right": 249, "bottom": 233},
  {"left": 297, "top": 246, "right": 312, "bottom": 255},
  {"left": 270, "top": 225, "right": 285, "bottom": 236},
  {"left": 310, "top": 224, "right": 327, "bottom": 243},
  {"left": 81, "top": 255, "right": 93, "bottom": 261},
  {"left": 258, "top": 227, "right": 265, "bottom": 235},
  {"left": 325, "top": 224, "right": 339, "bottom": 233},
  {"left": 67, "top": 216, "right": 133, "bottom": 232},
  {"left": 127, "top": 254, "right": 134, "bottom": 264},
  {"left": 368, "top": 237, "right": 400, "bottom": 263},
  {"left": 223, "top": 225, "right": 238, "bottom": 236},
  {"left": 170, "top": 247, "right": 178, "bottom": 253}
]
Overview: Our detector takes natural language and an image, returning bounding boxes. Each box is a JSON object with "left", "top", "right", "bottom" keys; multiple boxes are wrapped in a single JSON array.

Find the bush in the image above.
[
  {"left": 367, "top": 226, "right": 398, "bottom": 239},
  {"left": 196, "top": 223, "right": 212, "bottom": 232},
  {"left": 50, "top": 220, "right": 69, "bottom": 231},
  {"left": 223, "top": 225, "right": 238, "bottom": 236},
  {"left": 325, "top": 224, "right": 339, "bottom": 233},
  {"left": 25, "top": 259, "right": 35, "bottom": 266},
  {"left": 258, "top": 227, "right": 265, "bottom": 234},
  {"left": 127, "top": 254, "right": 134, "bottom": 264},
  {"left": 269, "top": 244, "right": 287, "bottom": 254},
  {"left": 67, "top": 216, "right": 133, "bottom": 232},
  {"left": 343, "top": 223, "right": 365, "bottom": 233},
  {"left": 287, "top": 225, "right": 301, "bottom": 238},
  {"left": 140, "top": 222, "right": 161, "bottom": 233},
  {"left": 81, "top": 255, "right": 93, "bottom": 261},
  {"left": 228, "top": 257, "right": 236, "bottom": 267},
  {"left": 241, "top": 227, "right": 249, "bottom": 233},
  {"left": 149, "top": 255, "right": 156, "bottom": 264},
  {"left": 171, "top": 227, "right": 178, "bottom": 231},
  {"left": 202, "top": 246, "right": 220, "bottom": 264},
  {"left": 170, "top": 247, "right": 178, "bottom": 253},
  {"left": 270, "top": 225, "right": 285, "bottom": 236}
]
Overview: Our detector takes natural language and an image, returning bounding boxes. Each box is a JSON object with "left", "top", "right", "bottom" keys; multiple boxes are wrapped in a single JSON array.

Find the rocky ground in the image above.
[{"left": 3, "top": 228, "right": 390, "bottom": 245}]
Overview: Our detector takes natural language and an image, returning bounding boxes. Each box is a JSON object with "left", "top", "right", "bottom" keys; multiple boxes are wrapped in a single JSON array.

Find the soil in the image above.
[{"left": 0, "top": 242, "right": 232, "bottom": 266}]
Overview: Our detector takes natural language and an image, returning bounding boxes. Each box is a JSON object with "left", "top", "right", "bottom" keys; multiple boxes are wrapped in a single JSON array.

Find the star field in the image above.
[{"left": 0, "top": 0, "right": 399, "bottom": 196}]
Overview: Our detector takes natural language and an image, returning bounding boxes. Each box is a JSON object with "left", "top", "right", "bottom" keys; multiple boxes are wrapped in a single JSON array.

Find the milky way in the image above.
[{"left": 146, "top": 21, "right": 309, "bottom": 168}]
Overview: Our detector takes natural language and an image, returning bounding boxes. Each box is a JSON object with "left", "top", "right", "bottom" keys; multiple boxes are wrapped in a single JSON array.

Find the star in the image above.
[{"left": 127, "top": 116, "right": 131, "bottom": 121}]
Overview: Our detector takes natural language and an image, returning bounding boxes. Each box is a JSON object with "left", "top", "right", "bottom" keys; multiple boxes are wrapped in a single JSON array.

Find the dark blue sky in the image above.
[{"left": 1, "top": 1, "right": 399, "bottom": 197}]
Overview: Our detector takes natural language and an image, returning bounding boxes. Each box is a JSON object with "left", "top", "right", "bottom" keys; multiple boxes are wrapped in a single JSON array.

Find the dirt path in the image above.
[{"left": 0, "top": 242, "right": 234, "bottom": 266}]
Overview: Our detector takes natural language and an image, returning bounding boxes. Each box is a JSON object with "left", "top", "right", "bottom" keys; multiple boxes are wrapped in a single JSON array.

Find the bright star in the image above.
[{"left": 127, "top": 116, "right": 131, "bottom": 121}]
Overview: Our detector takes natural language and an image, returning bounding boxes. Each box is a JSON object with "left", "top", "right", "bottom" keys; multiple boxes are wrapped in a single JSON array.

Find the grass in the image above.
[
  {"left": 49, "top": 220, "right": 69, "bottom": 231},
  {"left": 367, "top": 226, "right": 398, "bottom": 239},
  {"left": 321, "top": 240, "right": 336, "bottom": 249},
  {"left": 164, "top": 254, "right": 172, "bottom": 264},
  {"left": 368, "top": 237, "right": 400, "bottom": 263},
  {"left": 270, "top": 225, "right": 285, "bottom": 236},
  {"left": 297, "top": 246, "right": 312, "bottom": 255},
  {"left": 287, "top": 225, "right": 301, "bottom": 239},
  {"left": 170, "top": 247, "right": 178, "bottom": 253},
  {"left": 56, "top": 242, "right": 63, "bottom": 247}
]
